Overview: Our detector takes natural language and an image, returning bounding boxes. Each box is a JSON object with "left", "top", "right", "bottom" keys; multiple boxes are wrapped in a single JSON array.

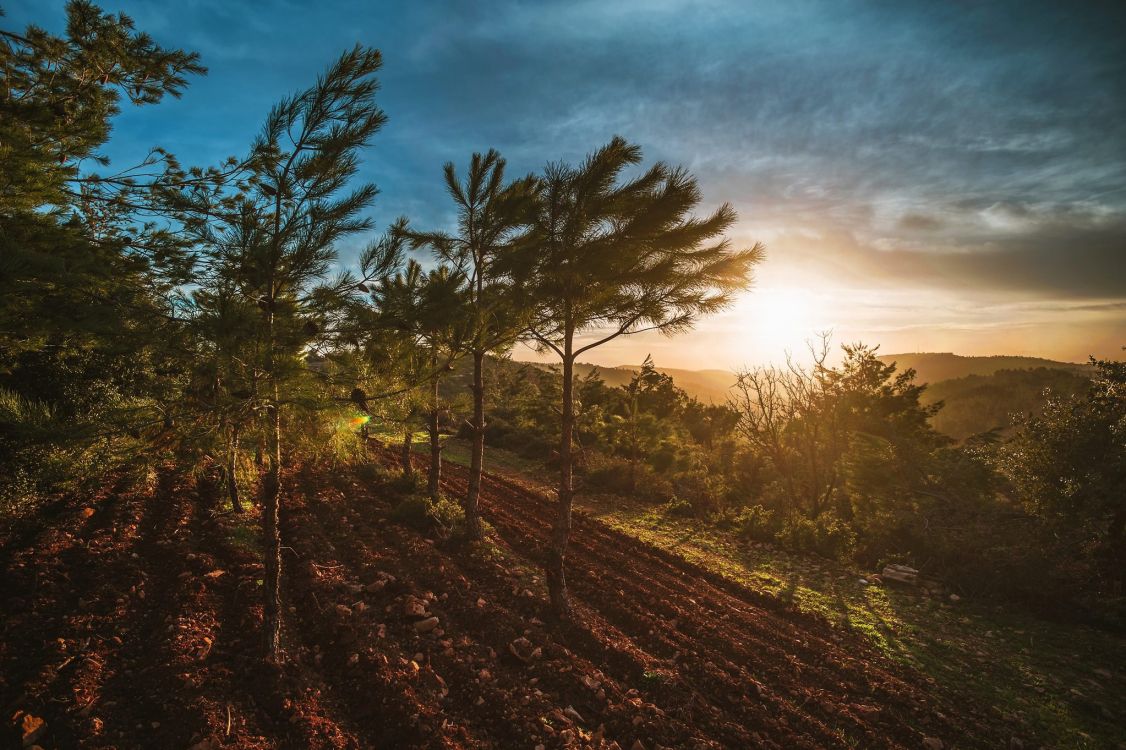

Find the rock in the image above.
[
  {"left": 563, "top": 706, "right": 584, "bottom": 724},
  {"left": 414, "top": 616, "right": 439, "bottom": 633},
  {"left": 582, "top": 675, "right": 600, "bottom": 690},
  {"left": 18, "top": 712, "right": 47, "bottom": 747},
  {"left": 948, "top": 594, "right": 960, "bottom": 603},
  {"left": 403, "top": 596, "right": 428, "bottom": 619},
  {"left": 364, "top": 579, "right": 386, "bottom": 593},
  {"left": 353, "top": 601, "right": 367, "bottom": 614},
  {"left": 922, "top": 738, "right": 943, "bottom": 750},
  {"left": 858, "top": 578, "right": 869, "bottom": 585},
  {"left": 476, "top": 597, "right": 486, "bottom": 608},
  {"left": 882, "top": 564, "right": 919, "bottom": 586},
  {"left": 509, "top": 637, "right": 536, "bottom": 663},
  {"left": 334, "top": 604, "right": 353, "bottom": 619}
]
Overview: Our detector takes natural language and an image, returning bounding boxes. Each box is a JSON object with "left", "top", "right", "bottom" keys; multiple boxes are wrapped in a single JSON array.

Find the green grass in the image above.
[{"left": 445, "top": 438, "right": 1126, "bottom": 750}]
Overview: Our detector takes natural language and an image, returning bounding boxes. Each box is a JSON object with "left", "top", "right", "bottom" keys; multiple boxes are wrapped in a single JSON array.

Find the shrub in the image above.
[
  {"left": 776, "top": 513, "right": 855, "bottom": 560},
  {"left": 390, "top": 493, "right": 465, "bottom": 534},
  {"left": 661, "top": 496, "right": 695, "bottom": 518},
  {"left": 734, "top": 504, "right": 776, "bottom": 542},
  {"left": 430, "top": 495, "right": 465, "bottom": 531},
  {"left": 390, "top": 495, "right": 432, "bottom": 529}
]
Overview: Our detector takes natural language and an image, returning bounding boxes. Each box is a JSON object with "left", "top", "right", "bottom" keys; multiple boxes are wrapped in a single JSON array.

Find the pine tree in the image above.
[
  {"left": 404, "top": 151, "right": 537, "bottom": 538},
  {"left": 369, "top": 259, "right": 469, "bottom": 501},
  {"left": 516, "top": 137, "right": 763, "bottom": 616},
  {"left": 181, "top": 46, "right": 388, "bottom": 660}
]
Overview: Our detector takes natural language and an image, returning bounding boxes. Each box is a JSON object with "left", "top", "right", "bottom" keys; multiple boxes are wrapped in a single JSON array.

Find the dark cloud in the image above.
[
  {"left": 7, "top": 0, "right": 1125, "bottom": 304},
  {"left": 898, "top": 214, "right": 944, "bottom": 232}
]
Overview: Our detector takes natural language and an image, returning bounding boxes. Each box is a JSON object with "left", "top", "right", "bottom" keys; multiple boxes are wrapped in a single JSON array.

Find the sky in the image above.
[{"left": 9, "top": 0, "right": 1126, "bottom": 369}]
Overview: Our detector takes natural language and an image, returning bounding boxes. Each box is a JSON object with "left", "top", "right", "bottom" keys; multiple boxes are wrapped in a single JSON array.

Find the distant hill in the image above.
[
  {"left": 518, "top": 360, "right": 738, "bottom": 404},
  {"left": 921, "top": 368, "right": 1090, "bottom": 440},
  {"left": 876, "top": 352, "right": 1088, "bottom": 384}
]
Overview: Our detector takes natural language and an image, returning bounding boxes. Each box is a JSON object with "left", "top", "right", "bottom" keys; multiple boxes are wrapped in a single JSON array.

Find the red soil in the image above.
[{"left": 0, "top": 455, "right": 1004, "bottom": 749}]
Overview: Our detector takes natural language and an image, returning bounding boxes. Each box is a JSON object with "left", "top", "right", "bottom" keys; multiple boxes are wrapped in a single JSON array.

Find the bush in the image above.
[
  {"left": 584, "top": 455, "right": 673, "bottom": 503},
  {"left": 390, "top": 493, "right": 465, "bottom": 534},
  {"left": 734, "top": 504, "right": 776, "bottom": 542},
  {"left": 430, "top": 495, "right": 465, "bottom": 531},
  {"left": 390, "top": 495, "right": 432, "bottom": 529},
  {"left": 776, "top": 513, "right": 855, "bottom": 560},
  {"left": 661, "top": 496, "right": 695, "bottom": 518}
]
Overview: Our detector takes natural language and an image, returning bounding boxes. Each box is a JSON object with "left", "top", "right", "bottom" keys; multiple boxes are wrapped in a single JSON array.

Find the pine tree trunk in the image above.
[
  {"left": 262, "top": 382, "right": 283, "bottom": 660},
  {"left": 227, "top": 423, "right": 243, "bottom": 513},
  {"left": 547, "top": 351, "right": 575, "bottom": 617},
  {"left": 464, "top": 349, "right": 486, "bottom": 540},
  {"left": 401, "top": 429, "right": 414, "bottom": 479},
  {"left": 428, "top": 376, "right": 441, "bottom": 502}
]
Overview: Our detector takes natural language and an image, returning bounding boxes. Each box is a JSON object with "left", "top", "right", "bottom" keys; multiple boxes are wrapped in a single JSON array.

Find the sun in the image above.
[{"left": 735, "top": 287, "right": 834, "bottom": 363}]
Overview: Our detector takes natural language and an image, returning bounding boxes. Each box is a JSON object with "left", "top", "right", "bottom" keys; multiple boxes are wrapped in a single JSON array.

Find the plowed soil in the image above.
[{"left": 0, "top": 453, "right": 1005, "bottom": 749}]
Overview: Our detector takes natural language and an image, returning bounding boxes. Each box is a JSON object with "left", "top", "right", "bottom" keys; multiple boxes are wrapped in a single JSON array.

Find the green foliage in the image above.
[
  {"left": 390, "top": 495, "right": 432, "bottom": 528},
  {"left": 661, "top": 496, "right": 695, "bottom": 519},
  {"left": 775, "top": 513, "right": 856, "bottom": 560},
  {"left": 1000, "top": 357, "right": 1126, "bottom": 602},
  {"left": 733, "top": 504, "right": 776, "bottom": 542},
  {"left": 390, "top": 493, "right": 465, "bottom": 532}
]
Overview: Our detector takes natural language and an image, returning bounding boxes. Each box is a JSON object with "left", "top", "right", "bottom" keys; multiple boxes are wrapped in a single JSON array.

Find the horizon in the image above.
[
  {"left": 8, "top": 0, "right": 1125, "bottom": 369},
  {"left": 512, "top": 349, "right": 1095, "bottom": 376}
]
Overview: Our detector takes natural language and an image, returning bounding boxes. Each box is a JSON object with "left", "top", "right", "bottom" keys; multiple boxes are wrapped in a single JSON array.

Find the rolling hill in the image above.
[{"left": 875, "top": 352, "right": 1089, "bottom": 384}]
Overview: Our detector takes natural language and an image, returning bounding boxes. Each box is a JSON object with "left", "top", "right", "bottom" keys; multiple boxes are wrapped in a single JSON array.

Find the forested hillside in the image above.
[{"left": 922, "top": 367, "right": 1091, "bottom": 439}]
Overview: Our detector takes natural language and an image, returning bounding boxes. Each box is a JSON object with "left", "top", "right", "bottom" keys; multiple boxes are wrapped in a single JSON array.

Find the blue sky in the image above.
[{"left": 8, "top": 0, "right": 1126, "bottom": 367}]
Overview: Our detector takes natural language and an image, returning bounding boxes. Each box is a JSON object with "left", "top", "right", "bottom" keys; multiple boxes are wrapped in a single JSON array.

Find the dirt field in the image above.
[{"left": 0, "top": 454, "right": 1011, "bottom": 749}]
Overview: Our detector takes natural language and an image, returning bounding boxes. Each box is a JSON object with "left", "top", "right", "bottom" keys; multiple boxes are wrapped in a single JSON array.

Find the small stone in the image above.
[
  {"left": 414, "top": 616, "right": 440, "bottom": 634},
  {"left": 19, "top": 713, "right": 47, "bottom": 746},
  {"left": 403, "top": 596, "right": 428, "bottom": 619},
  {"left": 948, "top": 594, "right": 960, "bottom": 603},
  {"left": 348, "top": 653, "right": 359, "bottom": 665},
  {"left": 476, "top": 597, "right": 486, "bottom": 608},
  {"left": 922, "top": 739, "right": 944, "bottom": 750},
  {"left": 509, "top": 637, "right": 536, "bottom": 663},
  {"left": 563, "top": 706, "right": 584, "bottom": 725},
  {"left": 475, "top": 696, "right": 485, "bottom": 706}
]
